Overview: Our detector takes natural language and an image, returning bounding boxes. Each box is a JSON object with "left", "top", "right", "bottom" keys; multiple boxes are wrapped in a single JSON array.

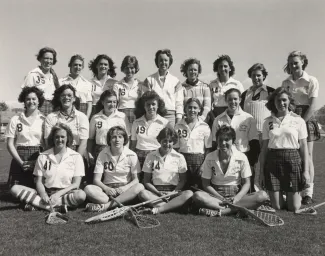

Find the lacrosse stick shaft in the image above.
[
  {"left": 109, "top": 196, "right": 124, "bottom": 207},
  {"left": 296, "top": 201, "right": 325, "bottom": 213},
  {"left": 130, "top": 191, "right": 179, "bottom": 208}
]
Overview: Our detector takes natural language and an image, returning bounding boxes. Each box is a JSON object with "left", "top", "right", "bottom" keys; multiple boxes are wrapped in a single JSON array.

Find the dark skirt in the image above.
[
  {"left": 205, "top": 106, "right": 228, "bottom": 128},
  {"left": 294, "top": 105, "right": 320, "bottom": 142},
  {"left": 181, "top": 153, "right": 205, "bottom": 188},
  {"left": 211, "top": 184, "right": 241, "bottom": 198},
  {"left": 78, "top": 103, "right": 88, "bottom": 116},
  {"left": 118, "top": 108, "right": 136, "bottom": 124},
  {"left": 134, "top": 149, "right": 155, "bottom": 169},
  {"left": 264, "top": 149, "right": 305, "bottom": 192},
  {"left": 39, "top": 100, "right": 53, "bottom": 116}
]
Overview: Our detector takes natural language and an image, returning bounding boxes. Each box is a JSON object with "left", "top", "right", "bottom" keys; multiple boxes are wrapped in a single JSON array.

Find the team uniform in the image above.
[
  {"left": 59, "top": 75, "right": 92, "bottom": 115},
  {"left": 131, "top": 115, "right": 169, "bottom": 167},
  {"left": 144, "top": 71, "right": 183, "bottom": 127},
  {"left": 262, "top": 112, "right": 307, "bottom": 192},
  {"left": 22, "top": 67, "right": 56, "bottom": 116},
  {"left": 5, "top": 112, "right": 45, "bottom": 188}
]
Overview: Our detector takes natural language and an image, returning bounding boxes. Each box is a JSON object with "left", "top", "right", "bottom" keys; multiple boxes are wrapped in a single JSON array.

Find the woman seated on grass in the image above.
[
  {"left": 138, "top": 127, "right": 193, "bottom": 214},
  {"left": 192, "top": 125, "right": 268, "bottom": 217},
  {"left": 84, "top": 126, "right": 144, "bottom": 212},
  {"left": 10, "top": 123, "right": 86, "bottom": 212}
]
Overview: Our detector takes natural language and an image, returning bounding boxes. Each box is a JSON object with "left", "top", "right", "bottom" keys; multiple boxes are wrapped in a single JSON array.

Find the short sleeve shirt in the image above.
[
  {"left": 59, "top": 75, "right": 92, "bottom": 103},
  {"left": 113, "top": 79, "right": 144, "bottom": 109},
  {"left": 33, "top": 148, "right": 85, "bottom": 189},
  {"left": 142, "top": 149, "right": 187, "bottom": 186},
  {"left": 90, "top": 76, "right": 117, "bottom": 105}
]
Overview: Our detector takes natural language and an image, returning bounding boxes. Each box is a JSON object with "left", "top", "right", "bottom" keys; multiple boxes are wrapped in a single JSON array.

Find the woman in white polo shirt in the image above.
[
  {"left": 10, "top": 123, "right": 86, "bottom": 212},
  {"left": 85, "top": 126, "right": 144, "bottom": 212},
  {"left": 6, "top": 87, "right": 45, "bottom": 189},
  {"left": 192, "top": 125, "right": 268, "bottom": 217},
  {"left": 130, "top": 91, "right": 170, "bottom": 168},
  {"left": 260, "top": 87, "right": 309, "bottom": 213},
  {"left": 59, "top": 54, "right": 93, "bottom": 119}
]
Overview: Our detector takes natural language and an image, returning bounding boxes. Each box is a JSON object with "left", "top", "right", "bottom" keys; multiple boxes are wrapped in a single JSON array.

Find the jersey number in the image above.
[
  {"left": 136, "top": 126, "right": 146, "bottom": 134},
  {"left": 152, "top": 162, "right": 160, "bottom": 170},
  {"left": 17, "top": 123, "right": 23, "bottom": 132},
  {"left": 43, "top": 161, "right": 52, "bottom": 170},
  {"left": 92, "top": 84, "right": 97, "bottom": 92},
  {"left": 177, "top": 129, "right": 188, "bottom": 138},
  {"left": 119, "top": 88, "right": 126, "bottom": 96},
  {"left": 36, "top": 76, "right": 45, "bottom": 84},
  {"left": 211, "top": 166, "right": 216, "bottom": 175},
  {"left": 96, "top": 121, "right": 102, "bottom": 129},
  {"left": 211, "top": 87, "right": 219, "bottom": 93},
  {"left": 104, "top": 161, "right": 114, "bottom": 171}
]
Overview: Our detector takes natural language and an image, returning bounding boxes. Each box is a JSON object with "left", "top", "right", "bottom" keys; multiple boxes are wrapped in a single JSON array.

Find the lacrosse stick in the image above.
[
  {"left": 45, "top": 201, "right": 69, "bottom": 225},
  {"left": 191, "top": 187, "right": 284, "bottom": 227},
  {"left": 295, "top": 201, "right": 325, "bottom": 215},
  {"left": 85, "top": 191, "right": 178, "bottom": 224}
]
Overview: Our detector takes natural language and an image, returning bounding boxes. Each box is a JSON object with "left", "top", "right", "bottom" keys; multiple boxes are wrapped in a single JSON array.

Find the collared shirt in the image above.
[
  {"left": 113, "top": 79, "right": 145, "bottom": 109},
  {"left": 212, "top": 108, "right": 258, "bottom": 152},
  {"left": 201, "top": 148, "right": 251, "bottom": 186},
  {"left": 89, "top": 110, "right": 131, "bottom": 145},
  {"left": 174, "top": 119, "right": 212, "bottom": 154},
  {"left": 44, "top": 109, "right": 89, "bottom": 146},
  {"left": 90, "top": 76, "right": 117, "bottom": 105},
  {"left": 144, "top": 71, "right": 184, "bottom": 118},
  {"left": 33, "top": 147, "right": 85, "bottom": 189},
  {"left": 22, "top": 67, "right": 56, "bottom": 100},
  {"left": 142, "top": 149, "right": 187, "bottom": 186},
  {"left": 59, "top": 75, "right": 92, "bottom": 103},
  {"left": 5, "top": 111, "right": 45, "bottom": 146},
  {"left": 131, "top": 115, "right": 169, "bottom": 150},
  {"left": 281, "top": 71, "right": 319, "bottom": 105},
  {"left": 182, "top": 80, "right": 211, "bottom": 120},
  {"left": 209, "top": 77, "right": 244, "bottom": 108},
  {"left": 94, "top": 146, "right": 141, "bottom": 184},
  {"left": 262, "top": 112, "right": 308, "bottom": 149}
]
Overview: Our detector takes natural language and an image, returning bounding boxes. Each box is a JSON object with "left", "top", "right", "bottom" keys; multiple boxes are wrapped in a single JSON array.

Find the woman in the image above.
[
  {"left": 84, "top": 126, "right": 144, "bottom": 212},
  {"left": 174, "top": 98, "right": 212, "bottom": 188},
  {"left": 282, "top": 51, "right": 320, "bottom": 205},
  {"left": 130, "top": 91, "right": 169, "bottom": 168},
  {"left": 5, "top": 87, "right": 45, "bottom": 189},
  {"left": 181, "top": 58, "right": 211, "bottom": 121},
  {"left": 88, "top": 90, "right": 130, "bottom": 160},
  {"left": 10, "top": 124, "right": 86, "bottom": 212},
  {"left": 260, "top": 87, "right": 309, "bottom": 212},
  {"left": 88, "top": 54, "right": 117, "bottom": 118},
  {"left": 192, "top": 125, "right": 268, "bottom": 217},
  {"left": 207, "top": 55, "right": 244, "bottom": 127},
  {"left": 138, "top": 127, "right": 193, "bottom": 214},
  {"left": 113, "top": 55, "right": 145, "bottom": 125},
  {"left": 21, "top": 47, "right": 60, "bottom": 116},
  {"left": 144, "top": 49, "right": 183, "bottom": 127},
  {"left": 59, "top": 54, "right": 93, "bottom": 119}
]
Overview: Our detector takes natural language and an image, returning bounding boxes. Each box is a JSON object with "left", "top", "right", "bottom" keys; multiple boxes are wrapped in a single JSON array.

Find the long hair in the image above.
[
  {"left": 134, "top": 91, "right": 167, "bottom": 119},
  {"left": 266, "top": 87, "right": 296, "bottom": 114},
  {"left": 88, "top": 54, "right": 116, "bottom": 78},
  {"left": 47, "top": 123, "right": 74, "bottom": 149},
  {"left": 283, "top": 50, "right": 309, "bottom": 75}
]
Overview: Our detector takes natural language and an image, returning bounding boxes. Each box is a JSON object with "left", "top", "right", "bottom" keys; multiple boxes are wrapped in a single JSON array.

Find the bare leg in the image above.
[
  {"left": 84, "top": 185, "right": 109, "bottom": 204},
  {"left": 269, "top": 191, "right": 286, "bottom": 210},
  {"left": 286, "top": 192, "right": 302, "bottom": 212}
]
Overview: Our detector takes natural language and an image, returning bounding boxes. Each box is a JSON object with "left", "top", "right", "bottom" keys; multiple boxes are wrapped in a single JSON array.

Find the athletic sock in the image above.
[
  {"left": 17, "top": 190, "right": 50, "bottom": 210},
  {"left": 304, "top": 183, "right": 314, "bottom": 198},
  {"left": 61, "top": 193, "right": 79, "bottom": 208},
  {"left": 152, "top": 208, "right": 159, "bottom": 215}
]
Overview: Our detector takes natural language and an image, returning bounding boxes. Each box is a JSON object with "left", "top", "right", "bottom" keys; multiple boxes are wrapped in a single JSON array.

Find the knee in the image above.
[
  {"left": 181, "top": 190, "right": 193, "bottom": 200},
  {"left": 74, "top": 190, "right": 86, "bottom": 204},
  {"left": 10, "top": 185, "right": 26, "bottom": 198},
  {"left": 255, "top": 190, "right": 269, "bottom": 204},
  {"left": 192, "top": 191, "right": 206, "bottom": 204},
  {"left": 138, "top": 189, "right": 151, "bottom": 201},
  {"left": 84, "top": 185, "right": 98, "bottom": 197},
  {"left": 133, "top": 183, "right": 145, "bottom": 194}
]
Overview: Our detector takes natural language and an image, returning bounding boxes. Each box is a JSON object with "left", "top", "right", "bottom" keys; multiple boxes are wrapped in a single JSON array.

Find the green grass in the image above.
[{"left": 0, "top": 140, "right": 325, "bottom": 256}]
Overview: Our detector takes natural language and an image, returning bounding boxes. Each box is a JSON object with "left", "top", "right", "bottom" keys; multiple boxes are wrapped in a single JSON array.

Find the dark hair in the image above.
[
  {"left": 156, "top": 127, "right": 178, "bottom": 145},
  {"left": 18, "top": 86, "right": 45, "bottom": 109},
  {"left": 216, "top": 125, "right": 236, "bottom": 143},
  {"left": 213, "top": 55, "right": 235, "bottom": 77},
  {"left": 88, "top": 54, "right": 117, "bottom": 78},
  {"left": 121, "top": 55, "right": 139, "bottom": 73},
  {"left": 134, "top": 91, "right": 167, "bottom": 119},
  {"left": 247, "top": 63, "right": 268, "bottom": 80},
  {"left": 96, "top": 89, "right": 118, "bottom": 112},
  {"left": 224, "top": 88, "right": 241, "bottom": 100},
  {"left": 265, "top": 87, "right": 296, "bottom": 114},
  {"left": 47, "top": 123, "right": 74, "bottom": 149},
  {"left": 68, "top": 54, "right": 84, "bottom": 68},
  {"left": 180, "top": 58, "right": 202, "bottom": 78},
  {"left": 283, "top": 51, "right": 309, "bottom": 74},
  {"left": 184, "top": 98, "right": 203, "bottom": 116},
  {"left": 106, "top": 126, "right": 129, "bottom": 146},
  {"left": 51, "top": 84, "right": 78, "bottom": 111},
  {"left": 154, "top": 49, "right": 173, "bottom": 68}
]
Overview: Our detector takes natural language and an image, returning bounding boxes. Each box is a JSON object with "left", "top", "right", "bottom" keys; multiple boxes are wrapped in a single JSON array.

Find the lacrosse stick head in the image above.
[
  {"left": 45, "top": 212, "right": 69, "bottom": 225},
  {"left": 124, "top": 208, "right": 160, "bottom": 229},
  {"left": 247, "top": 210, "right": 284, "bottom": 227}
]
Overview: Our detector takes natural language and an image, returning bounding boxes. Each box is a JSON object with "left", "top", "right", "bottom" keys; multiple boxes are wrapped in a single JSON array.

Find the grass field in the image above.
[{"left": 0, "top": 141, "right": 324, "bottom": 256}]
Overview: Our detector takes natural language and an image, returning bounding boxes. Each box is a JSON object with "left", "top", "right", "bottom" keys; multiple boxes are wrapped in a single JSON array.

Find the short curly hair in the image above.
[
  {"left": 120, "top": 55, "right": 139, "bottom": 74},
  {"left": 156, "top": 127, "right": 178, "bottom": 145},
  {"left": 154, "top": 49, "right": 173, "bottom": 68},
  {"left": 216, "top": 125, "right": 236, "bottom": 143},
  {"left": 180, "top": 58, "right": 202, "bottom": 78},
  {"left": 106, "top": 126, "right": 129, "bottom": 146},
  {"left": 266, "top": 87, "right": 296, "bottom": 114},
  {"left": 184, "top": 98, "right": 203, "bottom": 116},
  {"left": 213, "top": 55, "right": 235, "bottom": 77},
  {"left": 51, "top": 84, "right": 78, "bottom": 111},
  {"left": 88, "top": 54, "right": 117, "bottom": 78},
  {"left": 68, "top": 54, "right": 84, "bottom": 68},
  {"left": 47, "top": 123, "right": 74, "bottom": 149},
  {"left": 247, "top": 63, "right": 268, "bottom": 81},
  {"left": 134, "top": 91, "right": 167, "bottom": 119},
  {"left": 36, "top": 47, "right": 57, "bottom": 65},
  {"left": 96, "top": 89, "right": 118, "bottom": 112},
  {"left": 283, "top": 50, "right": 309, "bottom": 75},
  {"left": 18, "top": 86, "right": 45, "bottom": 109}
]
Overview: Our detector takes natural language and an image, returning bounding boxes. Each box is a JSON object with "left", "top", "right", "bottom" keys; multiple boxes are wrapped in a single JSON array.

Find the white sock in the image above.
[{"left": 304, "top": 183, "right": 314, "bottom": 198}]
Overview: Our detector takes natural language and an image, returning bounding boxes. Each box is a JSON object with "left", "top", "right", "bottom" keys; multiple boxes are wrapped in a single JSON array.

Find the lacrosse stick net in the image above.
[{"left": 45, "top": 202, "right": 69, "bottom": 225}]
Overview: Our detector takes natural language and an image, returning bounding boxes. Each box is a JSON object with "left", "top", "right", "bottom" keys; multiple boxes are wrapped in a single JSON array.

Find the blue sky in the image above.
[{"left": 1, "top": 0, "right": 324, "bottom": 108}]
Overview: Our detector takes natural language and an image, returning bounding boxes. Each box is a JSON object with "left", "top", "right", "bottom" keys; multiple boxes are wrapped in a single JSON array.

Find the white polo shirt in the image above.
[
  {"left": 91, "top": 76, "right": 117, "bottom": 105},
  {"left": 262, "top": 112, "right": 308, "bottom": 149},
  {"left": 5, "top": 112, "right": 45, "bottom": 146},
  {"left": 142, "top": 149, "right": 187, "bottom": 186},
  {"left": 33, "top": 147, "right": 85, "bottom": 189},
  {"left": 94, "top": 146, "right": 141, "bottom": 185},
  {"left": 209, "top": 77, "right": 244, "bottom": 108},
  {"left": 174, "top": 119, "right": 212, "bottom": 154},
  {"left": 59, "top": 75, "right": 92, "bottom": 103},
  {"left": 131, "top": 115, "right": 169, "bottom": 150},
  {"left": 22, "top": 67, "right": 56, "bottom": 100},
  {"left": 144, "top": 71, "right": 184, "bottom": 118},
  {"left": 281, "top": 71, "right": 319, "bottom": 105},
  {"left": 113, "top": 79, "right": 145, "bottom": 109},
  {"left": 211, "top": 108, "right": 258, "bottom": 152},
  {"left": 89, "top": 110, "right": 131, "bottom": 145},
  {"left": 44, "top": 109, "right": 89, "bottom": 146},
  {"left": 201, "top": 148, "right": 251, "bottom": 186}
]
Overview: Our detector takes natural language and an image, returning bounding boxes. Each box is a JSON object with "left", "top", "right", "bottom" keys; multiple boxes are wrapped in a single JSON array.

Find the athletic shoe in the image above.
[
  {"left": 54, "top": 205, "right": 68, "bottom": 214},
  {"left": 24, "top": 204, "right": 36, "bottom": 211},
  {"left": 302, "top": 196, "right": 314, "bottom": 205},
  {"left": 257, "top": 205, "right": 276, "bottom": 213},
  {"left": 85, "top": 203, "right": 106, "bottom": 212},
  {"left": 198, "top": 208, "right": 221, "bottom": 217},
  {"left": 137, "top": 208, "right": 154, "bottom": 215}
]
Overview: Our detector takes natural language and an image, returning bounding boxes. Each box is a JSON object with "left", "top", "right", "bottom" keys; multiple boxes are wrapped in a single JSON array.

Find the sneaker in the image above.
[
  {"left": 54, "top": 205, "right": 68, "bottom": 214},
  {"left": 198, "top": 208, "right": 221, "bottom": 217},
  {"left": 85, "top": 203, "right": 106, "bottom": 212},
  {"left": 24, "top": 204, "right": 36, "bottom": 211},
  {"left": 137, "top": 207, "right": 154, "bottom": 215},
  {"left": 302, "top": 196, "right": 314, "bottom": 205}
]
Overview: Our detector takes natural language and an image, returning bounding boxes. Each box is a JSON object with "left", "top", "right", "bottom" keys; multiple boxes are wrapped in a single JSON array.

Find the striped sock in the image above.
[
  {"left": 17, "top": 190, "right": 50, "bottom": 210},
  {"left": 61, "top": 193, "right": 79, "bottom": 208}
]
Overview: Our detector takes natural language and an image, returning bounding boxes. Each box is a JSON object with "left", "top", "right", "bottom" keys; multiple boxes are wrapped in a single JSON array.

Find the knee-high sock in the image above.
[
  {"left": 302, "top": 183, "right": 314, "bottom": 198},
  {"left": 61, "top": 193, "right": 80, "bottom": 208},
  {"left": 17, "top": 190, "right": 50, "bottom": 210}
]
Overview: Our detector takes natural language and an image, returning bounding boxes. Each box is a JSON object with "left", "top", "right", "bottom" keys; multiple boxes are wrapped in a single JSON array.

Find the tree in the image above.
[
  {"left": 315, "top": 105, "right": 325, "bottom": 126},
  {"left": 0, "top": 101, "right": 9, "bottom": 127}
]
